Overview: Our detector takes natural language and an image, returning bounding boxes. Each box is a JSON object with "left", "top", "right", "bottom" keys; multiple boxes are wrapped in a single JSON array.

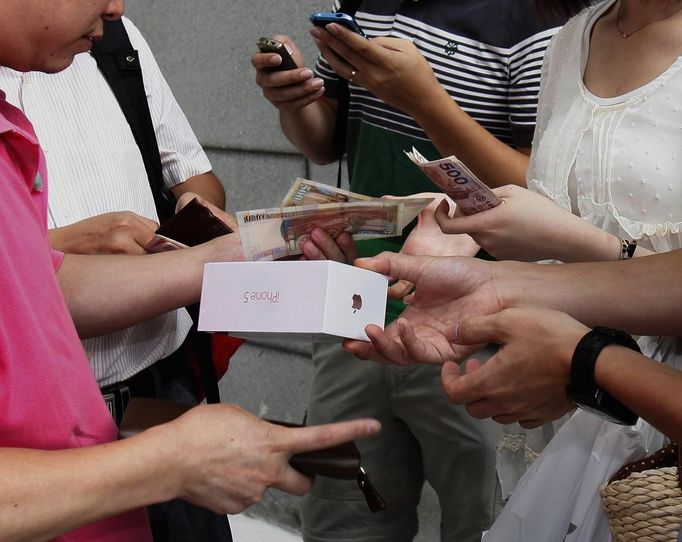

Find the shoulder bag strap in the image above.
[
  {"left": 90, "top": 19, "right": 175, "bottom": 222},
  {"left": 92, "top": 20, "right": 221, "bottom": 404}
]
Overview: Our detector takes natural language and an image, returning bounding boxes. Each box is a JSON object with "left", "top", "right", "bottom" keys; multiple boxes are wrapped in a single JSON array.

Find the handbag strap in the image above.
[{"left": 609, "top": 443, "right": 681, "bottom": 489}]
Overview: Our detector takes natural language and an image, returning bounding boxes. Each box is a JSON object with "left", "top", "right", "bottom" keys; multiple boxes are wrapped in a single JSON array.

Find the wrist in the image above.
[
  {"left": 593, "top": 343, "right": 636, "bottom": 388},
  {"left": 409, "top": 85, "right": 455, "bottom": 126},
  {"left": 493, "top": 260, "right": 544, "bottom": 311},
  {"left": 48, "top": 227, "right": 69, "bottom": 253},
  {"left": 565, "top": 327, "right": 640, "bottom": 425},
  {"left": 140, "top": 424, "right": 187, "bottom": 502}
]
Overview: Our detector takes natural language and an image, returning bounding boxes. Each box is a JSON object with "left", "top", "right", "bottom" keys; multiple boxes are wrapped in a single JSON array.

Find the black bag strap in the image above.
[
  {"left": 90, "top": 19, "right": 175, "bottom": 222},
  {"left": 91, "top": 20, "right": 221, "bottom": 404},
  {"left": 332, "top": 0, "right": 363, "bottom": 187}
]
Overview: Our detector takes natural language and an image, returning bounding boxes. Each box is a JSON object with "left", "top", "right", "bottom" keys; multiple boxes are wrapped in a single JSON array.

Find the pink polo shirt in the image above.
[{"left": 0, "top": 93, "right": 151, "bottom": 541}]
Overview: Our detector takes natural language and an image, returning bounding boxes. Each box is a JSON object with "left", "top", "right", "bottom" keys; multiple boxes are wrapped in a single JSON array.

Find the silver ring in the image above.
[{"left": 349, "top": 69, "right": 357, "bottom": 82}]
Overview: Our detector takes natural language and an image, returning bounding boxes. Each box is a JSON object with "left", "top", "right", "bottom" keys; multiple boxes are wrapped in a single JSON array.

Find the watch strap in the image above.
[{"left": 570, "top": 326, "right": 641, "bottom": 389}]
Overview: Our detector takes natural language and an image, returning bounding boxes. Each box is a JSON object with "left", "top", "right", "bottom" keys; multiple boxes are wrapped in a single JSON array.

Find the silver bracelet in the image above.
[{"left": 618, "top": 237, "right": 637, "bottom": 260}]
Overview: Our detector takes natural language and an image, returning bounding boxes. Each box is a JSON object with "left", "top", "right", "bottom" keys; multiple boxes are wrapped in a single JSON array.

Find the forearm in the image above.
[
  {"left": 171, "top": 171, "right": 226, "bottom": 209},
  {"left": 553, "top": 224, "right": 655, "bottom": 263},
  {"left": 409, "top": 89, "right": 529, "bottom": 188},
  {"left": 496, "top": 251, "right": 682, "bottom": 335},
  {"left": 595, "top": 345, "right": 682, "bottom": 443},
  {"left": 57, "top": 239, "right": 227, "bottom": 338},
  {"left": 280, "top": 96, "right": 339, "bottom": 164},
  {"left": 0, "top": 428, "right": 176, "bottom": 542},
  {"left": 48, "top": 226, "right": 75, "bottom": 253}
]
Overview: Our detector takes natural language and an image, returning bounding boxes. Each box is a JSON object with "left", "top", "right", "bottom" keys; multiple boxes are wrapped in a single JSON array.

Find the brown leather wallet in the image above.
[
  {"left": 118, "top": 398, "right": 386, "bottom": 512},
  {"left": 154, "top": 197, "right": 233, "bottom": 247}
]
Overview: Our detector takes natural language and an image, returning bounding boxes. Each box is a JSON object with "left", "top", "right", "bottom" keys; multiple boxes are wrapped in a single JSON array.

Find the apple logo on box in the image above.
[{"left": 352, "top": 294, "right": 363, "bottom": 313}]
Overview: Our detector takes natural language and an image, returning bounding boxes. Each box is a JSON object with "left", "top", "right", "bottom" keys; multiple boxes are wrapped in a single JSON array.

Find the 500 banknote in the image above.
[{"left": 404, "top": 147, "right": 500, "bottom": 214}]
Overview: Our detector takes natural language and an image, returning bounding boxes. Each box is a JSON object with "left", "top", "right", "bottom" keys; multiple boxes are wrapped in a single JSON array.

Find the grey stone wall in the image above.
[{"left": 125, "top": 2, "right": 439, "bottom": 539}]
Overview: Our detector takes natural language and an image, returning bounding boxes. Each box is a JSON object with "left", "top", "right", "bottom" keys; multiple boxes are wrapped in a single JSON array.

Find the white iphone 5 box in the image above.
[{"left": 198, "top": 260, "right": 388, "bottom": 341}]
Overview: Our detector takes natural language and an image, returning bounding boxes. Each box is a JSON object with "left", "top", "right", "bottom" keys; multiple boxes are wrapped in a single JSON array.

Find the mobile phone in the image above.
[
  {"left": 310, "top": 11, "right": 367, "bottom": 38},
  {"left": 257, "top": 36, "right": 298, "bottom": 71}
]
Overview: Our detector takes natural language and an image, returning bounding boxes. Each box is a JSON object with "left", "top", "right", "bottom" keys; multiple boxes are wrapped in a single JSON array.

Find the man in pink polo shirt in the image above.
[{"left": 0, "top": 2, "right": 380, "bottom": 540}]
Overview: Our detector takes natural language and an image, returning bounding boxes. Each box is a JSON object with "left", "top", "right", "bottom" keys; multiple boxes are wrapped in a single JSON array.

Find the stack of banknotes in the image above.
[
  {"left": 404, "top": 147, "right": 500, "bottom": 215},
  {"left": 238, "top": 178, "right": 433, "bottom": 262},
  {"left": 148, "top": 150, "right": 498, "bottom": 261}
]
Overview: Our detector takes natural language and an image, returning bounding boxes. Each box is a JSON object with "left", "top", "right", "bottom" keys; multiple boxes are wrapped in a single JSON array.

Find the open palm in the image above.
[{"left": 344, "top": 253, "right": 502, "bottom": 365}]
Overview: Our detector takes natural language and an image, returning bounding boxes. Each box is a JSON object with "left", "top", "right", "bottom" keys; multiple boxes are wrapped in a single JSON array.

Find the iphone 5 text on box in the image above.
[{"left": 198, "top": 261, "right": 388, "bottom": 341}]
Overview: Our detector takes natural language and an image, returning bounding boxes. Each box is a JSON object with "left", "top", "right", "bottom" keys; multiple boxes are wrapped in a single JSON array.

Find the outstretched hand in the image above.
[
  {"left": 441, "top": 308, "right": 586, "bottom": 428},
  {"left": 342, "top": 252, "right": 501, "bottom": 364},
  {"left": 390, "top": 194, "right": 479, "bottom": 298}
]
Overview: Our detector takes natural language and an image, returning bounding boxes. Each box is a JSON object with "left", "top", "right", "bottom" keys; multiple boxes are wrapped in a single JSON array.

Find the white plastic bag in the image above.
[{"left": 484, "top": 412, "right": 645, "bottom": 542}]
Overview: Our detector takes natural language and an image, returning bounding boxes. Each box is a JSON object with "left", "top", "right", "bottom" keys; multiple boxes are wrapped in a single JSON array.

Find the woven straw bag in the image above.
[{"left": 600, "top": 443, "right": 682, "bottom": 542}]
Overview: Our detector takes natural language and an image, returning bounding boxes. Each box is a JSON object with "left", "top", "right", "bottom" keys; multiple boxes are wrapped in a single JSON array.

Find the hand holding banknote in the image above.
[
  {"left": 404, "top": 147, "right": 500, "bottom": 215},
  {"left": 433, "top": 184, "right": 612, "bottom": 263},
  {"left": 300, "top": 228, "right": 359, "bottom": 264},
  {"left": 238, "top": 178, "right": 433, "bottom": 261}
]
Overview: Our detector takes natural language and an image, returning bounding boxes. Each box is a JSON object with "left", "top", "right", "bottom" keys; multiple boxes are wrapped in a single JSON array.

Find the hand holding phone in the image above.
[
  {"left": 257, "top": 36, "right": 298, "bottom": 71},
  {"left": 310, "top": 11, "right": 367, "bottom": 38}
]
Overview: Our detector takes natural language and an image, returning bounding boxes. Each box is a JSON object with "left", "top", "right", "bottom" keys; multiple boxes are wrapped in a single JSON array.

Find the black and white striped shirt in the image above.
[{"left": 317, "top": 0, "right": 563, "bottom": 147}]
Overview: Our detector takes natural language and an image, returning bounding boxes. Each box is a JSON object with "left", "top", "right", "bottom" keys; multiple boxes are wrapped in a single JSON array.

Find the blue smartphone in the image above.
[{"left": 310, "top": 11, "right": 367, "bottom": 38}]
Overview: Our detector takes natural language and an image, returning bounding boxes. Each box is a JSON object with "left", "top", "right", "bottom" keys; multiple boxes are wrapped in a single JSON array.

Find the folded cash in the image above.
[
  {"left": 404, "top": 147, "right": 500, "bottom": 215},
  {"left": 281, "top": 179, "right": 431, "bottom": 228},
  {"left": 281, "top": 178, "right": 373, "bottom": 206},
  {"left": 239, "top": 179, "right": 433, "bottom": 261}
]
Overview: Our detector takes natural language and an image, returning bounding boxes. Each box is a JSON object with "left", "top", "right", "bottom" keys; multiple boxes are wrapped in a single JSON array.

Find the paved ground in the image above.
[{"left": 229, "top": 513, "right": 301, "bottom": 541}]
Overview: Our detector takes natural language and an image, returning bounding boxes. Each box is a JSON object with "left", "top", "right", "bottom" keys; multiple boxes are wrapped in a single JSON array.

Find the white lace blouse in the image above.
[{"left": 528, "top": 0, "right": 682, "bottom": 253}]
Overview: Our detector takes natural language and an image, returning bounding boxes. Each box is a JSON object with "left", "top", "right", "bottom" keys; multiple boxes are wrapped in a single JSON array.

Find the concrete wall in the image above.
[{"left": 125, "top": 2, "right": 439, "bottom": 539}]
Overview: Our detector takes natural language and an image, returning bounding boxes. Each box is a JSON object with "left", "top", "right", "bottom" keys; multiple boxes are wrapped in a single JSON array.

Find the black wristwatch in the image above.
[{"left": 565, "top": 326, "right": 640, "bottom": 426}]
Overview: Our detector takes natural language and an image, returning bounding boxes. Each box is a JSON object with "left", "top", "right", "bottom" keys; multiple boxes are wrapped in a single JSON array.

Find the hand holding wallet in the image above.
[
  {"left": 118, "top": 398, "right": 386, "bottom": 512},
  {"left": 145, "top": 197, "right": 233, "bottom": 252}
]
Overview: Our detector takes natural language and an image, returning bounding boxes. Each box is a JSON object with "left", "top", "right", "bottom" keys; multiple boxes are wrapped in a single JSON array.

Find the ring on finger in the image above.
[{"left": 348, "top": 68, "right": 357, "bottom": 82}]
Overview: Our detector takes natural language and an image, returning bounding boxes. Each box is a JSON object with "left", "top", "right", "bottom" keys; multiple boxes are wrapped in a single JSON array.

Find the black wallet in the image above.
[{"left": 118, "top": 398, "right": 386, "bottom": 512}]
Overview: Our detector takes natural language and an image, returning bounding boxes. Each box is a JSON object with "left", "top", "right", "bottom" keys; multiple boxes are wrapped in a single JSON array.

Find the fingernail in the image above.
[
  {"left": 311, "top": 78, "right": 324, "bottom": 89},
  {"left": 327, "top": 23, "right": 340, "bottom": 35},
  {"left": 366, "top": 420, "right": 382, "bottom": 433},
  {"left": 309, "top": 27, "right": 322, "bottom": 38},
  {"left": 310, "top": 227, "right": 325, "bottom": 242},
  {"left": 269, "top": 55, "right": 281, "bottom": 65},
  {"left": 450, "top": 323, "right": 460, "bottom": 342},
  {"left": 302, "top": 242, "right": 319, "bottom": 258},
  {"left": 300, "top": 68, "right": 314, "bottom": 79}
]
